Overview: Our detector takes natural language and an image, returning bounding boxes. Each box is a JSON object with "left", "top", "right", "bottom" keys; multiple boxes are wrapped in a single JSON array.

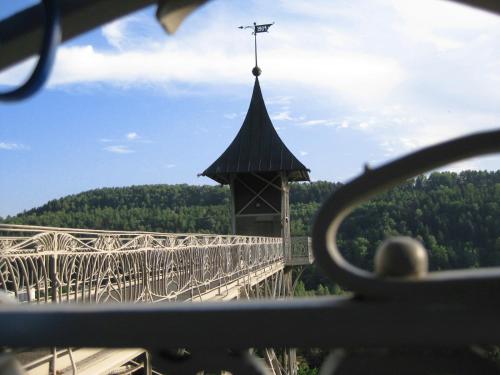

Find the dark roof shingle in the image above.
[{"left": 202, "top": 78, "right": 310, "bottom": 184}]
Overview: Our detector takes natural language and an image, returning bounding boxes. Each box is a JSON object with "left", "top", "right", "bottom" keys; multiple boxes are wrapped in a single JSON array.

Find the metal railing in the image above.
[
  {"left": 0, "top": 224, "right": 286, "bottom": 374},
  {"left": 286, "top": 237, "right": 314, "bottom": 266},
  {"left": 0, "top": 224, "right": 284, "bottom": 304}
]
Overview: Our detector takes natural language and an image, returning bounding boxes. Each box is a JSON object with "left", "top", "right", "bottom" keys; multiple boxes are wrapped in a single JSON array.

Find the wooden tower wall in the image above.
[{"left": 230, "top": 172, "right": 289, "bottom": 242}]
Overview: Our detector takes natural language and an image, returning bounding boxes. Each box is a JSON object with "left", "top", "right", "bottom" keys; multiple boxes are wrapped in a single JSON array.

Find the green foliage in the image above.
[
  {"left": 337, "top": 171, "right": 500, "bottom": 271},
  {"left": 5, "top": 184, "right": 232, "bottom": 234},
  {"left": 5, "top": 171, "right": 500, "bottom": 273},
  {"left": 297, "top": 361, "right": 319, "bottom": 375},
  {"left": 294, "top": 281, "right": 315, "bottom": 297}
]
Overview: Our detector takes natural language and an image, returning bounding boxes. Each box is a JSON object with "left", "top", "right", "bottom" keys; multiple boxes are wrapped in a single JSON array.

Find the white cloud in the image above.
[
  {"left": 101, "top": 15, "right": 159, "bottom": 51},
  {"left": 297, "top": 118, "right": 350, "bottom": 129},
  {"left": 391, "top": 0, "right": 500, "bottom": 32},
  {"left": 300, "top": 151, "right": 308, "bottom": 156},
  {"left": 102, "top": 19, "right": 129, "bottom": 50},
  {"left": 100, "top": 132, "right": 150, "bottom": 144},
  {"left": 224, "top": 113, "right": 238, "bottom": 120},
  {"left": 1, "top": 0, "right": 499, "bottom": 174},
  {"left": 271, "top": 111, "right": 305, "bottom": 122},
  {"left": 358, "top": 121, "right": 371, "bottom": 130},
  {"left": 0, "top": 4, "right": 406, "bottom": 106},
  {"left": 104, "top": 145, "right": 134, "bottom": 154},
  {"left": 388, "top": 0, "right": 500, "bottom": 56},
  {"left": 0, "top": 1, "right": 497, "bottom": 109},
  {"left": 271, "top": 111, "right": 294, "bottom": 121},
  {"left": 0, "top": 142, "right": 28, "bottom": 151},
  {"left": 346, "top": 104, "right": 500, "bottom": 165},
  {"left": 0, "top": 58, "right": 36, "bottom": 86},
  {"left": 126, "top": 132, "right": 138, "bottom": 140},
  {"left": 165, "top": 163, "right": 176, "bottom": 169},
  {"left": 267, "top": 96, "right": 293, "bottom": 105},
  {"left": 300, "top": 119, "right": 335, "bottom": 127}
]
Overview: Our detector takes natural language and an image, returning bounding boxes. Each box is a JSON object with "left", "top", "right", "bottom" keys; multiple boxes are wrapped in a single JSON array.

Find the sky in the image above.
[{"left": 1, "top": 0, "right": 500, "bottom": 217}]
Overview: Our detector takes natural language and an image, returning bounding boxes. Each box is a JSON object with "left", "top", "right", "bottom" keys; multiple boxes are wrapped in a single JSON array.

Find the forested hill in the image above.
[
  {"left": 2, "top": 181, "right": 339, "bottom": 233},
  {"left": 3, "top": 171, "right": 500, "bottom": 271}
]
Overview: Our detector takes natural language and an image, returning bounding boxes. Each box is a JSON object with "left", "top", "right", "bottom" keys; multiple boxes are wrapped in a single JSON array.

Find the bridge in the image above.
[{"left": 0, "top": 224, "right": 312, "bottom": 374}]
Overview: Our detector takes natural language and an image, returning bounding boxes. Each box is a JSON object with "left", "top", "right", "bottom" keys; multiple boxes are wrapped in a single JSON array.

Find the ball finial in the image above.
[
  {"left": 252, "top": 66, "right": 262, "bottom": 77},
  {"left": 374, "top": 237, "right": 428, "bottom": 278}
]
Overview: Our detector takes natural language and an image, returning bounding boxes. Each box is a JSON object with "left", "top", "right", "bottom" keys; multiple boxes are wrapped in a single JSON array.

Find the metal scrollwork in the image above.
[
  {"left": 312, "top": 128, "right": 500, "bottom": 301},
  {"left": 0, "top": 0, "right": 61, "bottom": 102},
  {"left": 0, "top": 225, "right": 284, "bottom": 304}
]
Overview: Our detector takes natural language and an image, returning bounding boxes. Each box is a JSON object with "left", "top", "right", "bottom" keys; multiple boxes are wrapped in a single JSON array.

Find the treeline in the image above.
[
  {"left": 3, "top": 171, "right": 499, "bottom": 273},
  {"left": 338, "top": 170, "right": 500, "bottom": 271},
  {"left": 3, "top": 184, "right": 232, "bottom": 233},
  {"left": 1, "top": 182, "right": 341, "bottom": 234}
]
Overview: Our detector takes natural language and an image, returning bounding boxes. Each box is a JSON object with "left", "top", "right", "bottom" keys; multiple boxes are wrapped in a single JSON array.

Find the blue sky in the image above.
[{"left": 1, "top": 0, "right": 500, "bottom": 217}]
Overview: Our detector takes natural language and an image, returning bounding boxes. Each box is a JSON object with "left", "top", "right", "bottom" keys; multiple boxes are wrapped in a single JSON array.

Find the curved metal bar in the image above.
[
  {"left": 312, "top": 128, "right": 500, "bottom": 301},
  {"left": 0, "top": 0, "right": 61, "bottom": 102},
  {"left": 451, "top": 0, "right": 500, "bottom": 16}
]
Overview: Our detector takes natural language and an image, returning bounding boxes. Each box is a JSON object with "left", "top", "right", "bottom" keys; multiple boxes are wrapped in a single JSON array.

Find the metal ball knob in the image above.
[
  {"left": 252, "top": 66, "right": 262, "bottom": 76},
  {"left": 374, "top": 237, "right": 428, "bottom": 278}
]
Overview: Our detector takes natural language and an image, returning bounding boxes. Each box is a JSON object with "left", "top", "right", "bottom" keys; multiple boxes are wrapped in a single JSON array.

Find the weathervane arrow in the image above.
[{"left": 238, "top": 22, "right": 275, "bottom": 76}]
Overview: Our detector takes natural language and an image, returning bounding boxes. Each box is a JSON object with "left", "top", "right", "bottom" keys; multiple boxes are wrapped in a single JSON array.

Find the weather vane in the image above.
[{"left": 238, "top": 22, "right": 274, "bottom": 76}]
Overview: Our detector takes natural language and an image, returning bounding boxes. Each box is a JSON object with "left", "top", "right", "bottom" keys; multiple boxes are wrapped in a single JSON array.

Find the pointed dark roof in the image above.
[{"left": 202, "top": 78, "right": 310, "bottom": 184}]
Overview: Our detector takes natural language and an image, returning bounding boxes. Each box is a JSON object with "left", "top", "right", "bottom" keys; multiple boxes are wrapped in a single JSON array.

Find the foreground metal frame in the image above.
[
  {"left": 1, "top": 295, "right": 500, "bottom": 349},
  {"left": 312, "top": 129, "right": 500, "bottom": 302}
]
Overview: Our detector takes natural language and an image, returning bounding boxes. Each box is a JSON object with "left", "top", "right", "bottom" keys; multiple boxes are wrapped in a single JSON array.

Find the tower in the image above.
[
  {"left": 201, "top": 23, "right": 310, "bottom": 259},
  {"left": 201, "top": 23, "right": 309, "bottom": 375}
]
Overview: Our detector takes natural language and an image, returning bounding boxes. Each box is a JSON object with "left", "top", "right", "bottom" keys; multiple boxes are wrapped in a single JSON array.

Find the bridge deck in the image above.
[{"left": 21, "top": 348, "right": 145, "bottom": 375}]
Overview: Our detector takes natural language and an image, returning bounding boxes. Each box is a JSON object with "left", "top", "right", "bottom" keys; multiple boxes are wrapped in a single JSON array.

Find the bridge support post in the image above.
[
  {"left": 142, "top": 351, "right": 152, "bottom": 375},
  {"left": 49, "top": 250, "right": 59, "bottom": 375},
  {"left": 284, "top": 268, "right": 297, "bottom": 375}
]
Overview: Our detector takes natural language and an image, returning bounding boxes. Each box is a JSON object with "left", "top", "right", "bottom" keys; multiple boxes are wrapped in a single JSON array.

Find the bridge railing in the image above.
[
  {"left": 286, "top": 237, "right": 314, "bottom": 266},
  {"left": 0, "top": 224, "right": 283, "bottom": 304}
]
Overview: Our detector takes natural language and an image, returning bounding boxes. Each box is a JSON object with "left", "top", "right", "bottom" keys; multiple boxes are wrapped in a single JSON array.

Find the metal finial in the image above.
[
  {"left": 239, "top": 22, "right": 274, "bottom": 76},
  {"left": 374, "top": 237, "right": 429, "bottom": 278}
]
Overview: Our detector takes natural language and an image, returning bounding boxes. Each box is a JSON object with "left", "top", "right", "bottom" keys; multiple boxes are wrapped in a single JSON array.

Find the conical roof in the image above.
[{"left": 202, "top": 77, "right": 310, "bottom": 184}]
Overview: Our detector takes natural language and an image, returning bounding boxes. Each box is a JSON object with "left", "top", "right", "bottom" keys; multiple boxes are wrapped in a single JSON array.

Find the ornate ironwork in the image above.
[
  {"left": 0, "top": 224, "right": 283, "bottom": 304},
  {"left": 312, "top": 128, "right": 500, "bottom": 302},
  {"left": 0, "top": 225, "right": 290, "bottom": 374},
  {"left": 286, "top": 237, "right": 313, "bottom": 266}
]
